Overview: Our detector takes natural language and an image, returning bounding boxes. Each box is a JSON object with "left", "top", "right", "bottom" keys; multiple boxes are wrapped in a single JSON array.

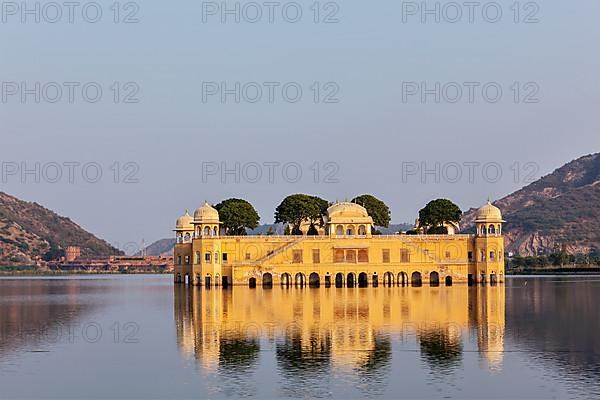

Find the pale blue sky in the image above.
[{"left": 1, "top": 0, "right": 599, "bottom": 248}]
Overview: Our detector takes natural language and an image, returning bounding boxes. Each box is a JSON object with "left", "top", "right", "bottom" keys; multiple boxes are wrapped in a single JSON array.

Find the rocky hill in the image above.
[
  {"left": 462, "top": 153, "right": 600, "bottom": 256},
  {"left": 0, "top": 192, "right": 120, "bottom": 266}
]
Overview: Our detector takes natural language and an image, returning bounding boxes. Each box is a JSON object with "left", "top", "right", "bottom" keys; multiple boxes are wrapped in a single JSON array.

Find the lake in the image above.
[{"left": 0, "top": 275, "right": 599, "bottom": 399}]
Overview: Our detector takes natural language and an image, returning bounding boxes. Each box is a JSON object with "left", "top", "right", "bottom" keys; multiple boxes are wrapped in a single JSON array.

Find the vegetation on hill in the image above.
[
  {"left": 0, "top": 192, "right": 120, "bottom": 266},
  {"left": 462, "top": 153, "right": 600, "bottom": 256}
]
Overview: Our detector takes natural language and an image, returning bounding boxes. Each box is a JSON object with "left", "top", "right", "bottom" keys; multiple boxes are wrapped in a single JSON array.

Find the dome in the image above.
[
  {"left": 475, "top": 200, "right": 504, "bottom": 222},
  {"left": 327, "top": 202, "right": 369, "bottom": 219},
  {"left": 193, "top": 201, "right": 220, "bottom": 223},
  {"left": 175, "top": 210, "right": 194, "bottom": 230}
]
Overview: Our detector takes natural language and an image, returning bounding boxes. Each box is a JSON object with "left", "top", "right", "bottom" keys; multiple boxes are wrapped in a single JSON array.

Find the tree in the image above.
[
  {"left": 351, "top": 194, "right": 391, "bottom": 228},
  {"left": 274, "top": 194, "right": 329, "bottom": 233},
  {"left": 215, "top": 198, "right": 260, "bottom": 236},
  {"left": 418, "top": 199, "right": 462, "bottom": 234}
]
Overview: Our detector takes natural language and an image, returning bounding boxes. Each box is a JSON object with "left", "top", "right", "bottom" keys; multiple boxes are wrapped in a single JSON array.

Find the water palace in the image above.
[{"left": 173, "top": 200, "right": 505, "bottom": 288}]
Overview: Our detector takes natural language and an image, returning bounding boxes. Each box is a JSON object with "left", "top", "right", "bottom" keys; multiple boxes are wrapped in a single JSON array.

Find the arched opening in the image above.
[
  {"left": 347, "top": 273, "right": 356, "bottom": 288},
  {"left": 430, "top": 271, "right": 440, "bottom": 286},
  {"left": 184, "top": 233, "right": 190, "bottom": 241},
  {"left": 204, "top": 226, "right": 210, "bottom": 236},
  {"left": 222, "top": 276, "right": 229, "bottom": 288},
  {"left": 249, "top": 277, "right": 257, "bottom": 288},
  {"left": 445, "top": 276, "right": 453, "bottom": 286},
  {"left": 175, "top": 273, "right": 182, "bottom": 284},
  {"left": 346, "top": 226, "right": 355, "bottom": 236},
  {"left": 281, "top": 273, "right": 292, "bottom": 287},
  {"left": 335, "top": 225, "right": 344, "bottom": 236},
  {"left": 195, "top": 274, "right": 201, "bottom": 286},
  {"left": 215, "top": 274, "right": 220, "bottom": 286},
  {"left": 490, "top": 273, "right": 497, "bottom": 286},
  {"left": 398, "top": 272, "right": 408, "bottom": 287},
  {"left": 204, "top": 275, "right": 211, "bottom": 288},
  {"left": 213, "top": 226, "right": 218, "bottom": 236},
  {"left": 295, "top": 272, "right": 306, "bottom": 287},
  {"left": 358, "top": 272, "right": 368, "bottom": 288},
  {"left": 411, "top": 272, "right": 422, "bottom": 287},
  {"left": 309, "top": 272, "right": 320, "bottom": 288},
  {"left": 358, "top": 225, "right": 366, "bottom": 235},
  {"left": 489, "top": 225, "right": 496, "bottom": 235},
  {"left": 335, "top": 273, "right": 344, "bottom": 288},
  {"left": 383, "top": 272, "right": 394, "bottom": 287},
  {"left": 263, "top": 273, "right": 273, "bottom": 288},
  {"left": 372, "top": 274, "right": 378, "bottom": 287},
  {"left": 184, "top": 274, "right": 190, "bottom": 285}
]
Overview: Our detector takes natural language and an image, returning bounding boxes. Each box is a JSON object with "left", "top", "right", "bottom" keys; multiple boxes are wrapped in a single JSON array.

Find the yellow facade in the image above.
[{"left": 174, "top": 201, "right": 505, "bottom": 288}]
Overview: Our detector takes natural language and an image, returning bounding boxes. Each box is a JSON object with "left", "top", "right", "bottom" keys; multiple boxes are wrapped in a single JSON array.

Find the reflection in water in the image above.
[
  {"left": 174, "top": 285, "right": 506, "bottom": 396},
  {"left": 0, "top": 278, "right": 99, "bottom": 355}
]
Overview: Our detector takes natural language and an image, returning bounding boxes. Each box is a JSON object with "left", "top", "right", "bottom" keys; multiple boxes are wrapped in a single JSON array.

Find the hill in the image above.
[
  {"left": 462, "top": 153, "right": 600, "bottom": 255},
  {"left": 0, "top": 192, "right": 120, "bottom": 265}
]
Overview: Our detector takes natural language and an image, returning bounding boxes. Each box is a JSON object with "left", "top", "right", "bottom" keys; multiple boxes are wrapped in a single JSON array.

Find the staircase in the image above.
[{"left": 254, "top": 237, "right": 305, "bottom": 265}]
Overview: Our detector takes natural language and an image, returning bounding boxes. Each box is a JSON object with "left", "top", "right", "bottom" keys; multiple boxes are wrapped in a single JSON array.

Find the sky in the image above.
[{"left": 1, "top": 0, "right": 599, "bottom": 251}]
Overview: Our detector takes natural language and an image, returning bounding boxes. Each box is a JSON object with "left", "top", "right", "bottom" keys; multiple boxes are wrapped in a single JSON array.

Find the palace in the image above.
[{"left": 173, "top": 200, "right": 505, "bottom": 287}]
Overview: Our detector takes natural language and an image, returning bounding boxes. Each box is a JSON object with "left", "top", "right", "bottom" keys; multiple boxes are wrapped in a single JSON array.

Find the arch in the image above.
[
  {"left": 309, "top": 272, "right": 320, "bottom": 288},
  {"left": 215, "top": 252, "right": 220, "bottom": 263},
  {"left": 372, "top": 274, "right": 378, "bottom": 287},
  {"left": 184, "top": 274, "right": 190, "bottom": 285},
  {"left": 175, "top": 273, "right": 182, "bottom": 284},
  {"left": 346, "top": 225, "right": 355, "bottom": 236},
  {"left": 335, "top": 273, "right": 344, "bottom": 288},
  {"left": 195, "top": 274, "right": 201, "bottom": 286},
  {"left": 204, "top": 275, "right": 211, "bottom": 288},
  {"left": 347, "top": 272, "right": 356, "bottom": 288},
  {"left": 281, "top": 273, "right": 292, "bottom": 287},
  {"left": 445, "top": 276, "right": 453, "bottom": 286},
  {"left": 249, "top": 277, "right": 257, "bottom": 288},
  {"left": 213, "top": 226, "right": 218, "bottom": 236},
  {"left": 195, "top": 251, "right": 201, "bottom": 264},
  {"left": 430, "top": 271, "right": 440, "bottom": 286},
  {"left": 335, "top": 225, "right": 344, "bottom": 236},
  {"left": 383, "top": 272, "right": 394, "bottom": 287},
  {"left": 411, "top": 272, "right": 422, "bottom": 287},
  {"left": 295, "top": 272, "right": 306, "bottom": 287},
  {"left": 490, "top": 273, "right": 498, "bottom": 286},
  {"left": 204, "top": 226, "right": 211, "bottom": 236},
  {"left": 215, "top": 274, "right": 220, "bottom": 286},
  {"left": 488, "top": 225, "right": 496, "bottom": 235},
  {"left": 358, "top": 225, "right": 366, "bottom": 235},
  {"left": 358, "top": 272, "right": 368, "bottom": 287},
  {"left": 398, "top": 272, "right": 409, "bottom": 287},
  {"left": 263, "top": 273, "right": 273, "bottom": 288},
  {"left": 184, "top": 233, "right": 191, "bottom": 241},
  {"left": 497, "top": 224, "right": 501, "bottom": 235}
]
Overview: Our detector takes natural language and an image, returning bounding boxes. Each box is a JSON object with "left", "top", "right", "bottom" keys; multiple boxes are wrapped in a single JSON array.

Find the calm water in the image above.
[{"left": 0, "top": 275, "right": 599, "bottom": 399}]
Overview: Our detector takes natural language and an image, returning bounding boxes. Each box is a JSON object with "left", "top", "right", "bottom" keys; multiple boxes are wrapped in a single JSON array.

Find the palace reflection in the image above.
[{"left": 174, "top": 285, "right": 506, "bottom": 384}]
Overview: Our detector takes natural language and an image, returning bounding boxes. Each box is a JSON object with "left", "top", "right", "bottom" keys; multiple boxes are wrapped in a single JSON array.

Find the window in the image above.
[
  {"left": 205, "top": 253, "right": 211, "bottom": 262},
  {"left": 400, "top": 249, "right": 410, "bottom": 263},
  {"left": 334, "top": 249, "right": 345, "bottom": 263},
  {"left": 445, "top": 251, "right": 451, "bottom": 259},
  {"left": 292, "top": 250, "right": 303, "bottom": 263},
  {"left": 345, "top": 250, "right": 357, "bottom": 263},
  {"left": 177, "top": 255, "right": 182, "bottom": 265},
  {"left": 312, "top": 249, "right": 320, "bottom": 264},
  {"left": 382, "top": 249, "right": 390, "bottom": 263},
  {"left": 222, "top": 253, "right": 228, "bottom": 262},
  {"left": 184, "top": 255, "right": 190, "bottom": 265},
  {"left": 490, "top": 251, "right": 495, "bottom": 261},
  {"left": 245, "top": 252, "right": 251, "bottom": 260},
  {"left": 480, "top": 250, "right": 485, "bottom": 262},
  {"left": 358, "top": 249, "right": 369, "bottom": 263},
  {"left": 468, "top": 251, "right": 473, "bottom": 262},
  {"left": 215, "top": 252, "right": 220, "bottom": 262},
  {"left": 195, "top": 252, "right": 200, "bottom": 264}
]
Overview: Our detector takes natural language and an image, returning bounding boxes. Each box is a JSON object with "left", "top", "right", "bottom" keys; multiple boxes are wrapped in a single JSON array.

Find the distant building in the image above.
[
  {"left": 65, "top": 246, "right": 81, "bottom": 262},
  {"left": 174, "top": 200, "right": 506, "bottom": 288}
]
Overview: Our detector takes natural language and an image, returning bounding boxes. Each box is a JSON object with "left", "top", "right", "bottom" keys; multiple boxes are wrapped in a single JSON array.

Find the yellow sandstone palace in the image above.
[{"left": 173, "top": 200, "right": 505, "bottom": 287}]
